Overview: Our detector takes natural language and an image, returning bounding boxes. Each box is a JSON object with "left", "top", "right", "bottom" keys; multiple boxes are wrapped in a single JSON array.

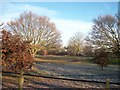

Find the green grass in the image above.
[
  {"left": 86, "top": 57, "right": 120, "bottom": 65},
  {"left": 109, "top": 58, "right": 120, "bottom": 65}
]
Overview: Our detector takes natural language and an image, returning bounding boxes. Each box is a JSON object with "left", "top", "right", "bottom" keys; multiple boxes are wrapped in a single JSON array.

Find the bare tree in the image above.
[
  {"left": 83, "top": 43, "right": 93, "bottom": 57},
  {"left": 7, "top": 11, "right": 62, "bottom": 56},
  {"left": 88, "top": 15, "right": 120, "bottom": 58},
  {"left": 0, "top": 22, "right": 3, "bottom": 27},
  {"left": 67, "top": 32, "right": 84, "bottom": 56}
]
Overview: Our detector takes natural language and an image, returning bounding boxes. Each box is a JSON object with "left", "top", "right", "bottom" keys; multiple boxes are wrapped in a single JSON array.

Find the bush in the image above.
[
  {"left": 94, "top": 48, "right": 109, "bottom": 70},
  {"left": 1, "top": 30, "right": 33, "bottom": 89}
]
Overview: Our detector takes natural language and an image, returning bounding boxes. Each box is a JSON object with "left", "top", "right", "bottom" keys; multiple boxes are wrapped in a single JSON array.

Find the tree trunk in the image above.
[
  {"left": 106, "top": 78, "right": 110, "bottom": 90},
  {"left": 29, "top": 48, "right": 38, "bottom": 57},
  {"left": 32, "top": 53, "right": 36, "bottom": 58},
  {"left": 43, "top": 50, "right": 48, "bottom": 56},
  {"left": 19, "top": 70, "right": 24, "bottom": 90},
  {"left": 31, "top": 50, "right": 37, "bottom": 57}
]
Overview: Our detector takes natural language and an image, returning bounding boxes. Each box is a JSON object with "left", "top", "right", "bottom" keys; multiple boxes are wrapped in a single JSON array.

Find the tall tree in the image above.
[
  {"left": 7, "top": 11, "right": 62, "bottom": 56},
  {"left": 67, "top": 32, "right": 84, "bottom": 56},
  {"left": 88, "top": 15, "right": 120, "bottom": 57}
]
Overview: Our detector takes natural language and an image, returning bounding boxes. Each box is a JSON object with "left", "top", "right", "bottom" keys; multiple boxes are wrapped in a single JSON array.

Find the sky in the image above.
[{"left": 0, "top": 0, "right": 118, "bottom": 45}]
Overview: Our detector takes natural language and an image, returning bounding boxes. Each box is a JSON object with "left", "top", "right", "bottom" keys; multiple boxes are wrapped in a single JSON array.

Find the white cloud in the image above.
[
  {"left": 1, "top": 2, "right": 58, "bottom": 22},
  {"left": 1, "top": 2, "right": 93, "bottom": 46},
  {"left": 18, "top": 4, "right": 58, "bottom": 16},
  {"left": 51, "top": 18, "right": 93, "bottom": 45}
]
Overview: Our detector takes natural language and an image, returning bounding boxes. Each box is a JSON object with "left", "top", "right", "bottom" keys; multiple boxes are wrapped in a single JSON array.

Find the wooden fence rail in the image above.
[{"left": 2, "top": 71, "right": 120, "bottom": 85}]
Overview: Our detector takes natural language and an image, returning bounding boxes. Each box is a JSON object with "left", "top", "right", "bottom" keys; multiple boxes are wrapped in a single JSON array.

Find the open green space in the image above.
[{"left": 34, "top": 55, "right": 120, "bottom": 65}]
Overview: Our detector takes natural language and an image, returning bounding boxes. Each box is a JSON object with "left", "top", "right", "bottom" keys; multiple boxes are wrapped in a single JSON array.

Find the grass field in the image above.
[
  {"left": 34, "top": 55, "right": 92, "bottom": 65},
  {"left": 34, "top": 55, "right": 120, "bottom": 65},
  {"left": 32, "top": 55, "right": 119, "bottom": 84},
  {"left": 2, "top": 55, "right": 120, "bottom": 88}
]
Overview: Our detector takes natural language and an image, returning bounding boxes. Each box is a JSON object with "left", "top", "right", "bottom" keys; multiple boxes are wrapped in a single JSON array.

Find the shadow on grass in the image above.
[
  {"left": 2, "top": 72, "right": 19, "bottom": 78},
  {"left": 25, "top": 76, "right": 65, "bottom": 88},
  {"left": 3, "top": 72, "right": 65, "bottom": 88},
  {"left": 2, "top": 74, "right": 19, "bottom": 88}
]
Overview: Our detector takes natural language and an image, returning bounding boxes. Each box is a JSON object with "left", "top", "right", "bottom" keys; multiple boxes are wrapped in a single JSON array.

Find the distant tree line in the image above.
[{"left": 61, "top": 14, "right": 120, "bottom": 59}]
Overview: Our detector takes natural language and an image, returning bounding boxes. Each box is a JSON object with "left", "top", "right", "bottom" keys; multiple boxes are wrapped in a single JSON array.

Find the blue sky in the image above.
[
  {"left": 16, "top": 2, "right": 117, "bottom": 22},
  {"left": 0, "top": 1, "right": 118, "bottom": 45}
]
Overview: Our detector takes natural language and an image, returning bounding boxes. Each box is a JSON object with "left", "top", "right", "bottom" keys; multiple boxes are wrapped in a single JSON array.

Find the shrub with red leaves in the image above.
[{"left": 1, "top": 30, "right": 33, "bottom": 72}]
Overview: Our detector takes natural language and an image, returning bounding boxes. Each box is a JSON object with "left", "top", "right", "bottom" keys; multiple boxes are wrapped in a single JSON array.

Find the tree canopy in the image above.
[
  {"left": 87, "top": 15, "right": 120, "bottom": 57},
  {"left": 67, "top": 32, "right": 84, "bottom": 56},
  {"left": 1, "top": 30, "right": 33, "bottom": 72},
  {"left": 7, "top": 11, "right": 62, "bottom": 56}
]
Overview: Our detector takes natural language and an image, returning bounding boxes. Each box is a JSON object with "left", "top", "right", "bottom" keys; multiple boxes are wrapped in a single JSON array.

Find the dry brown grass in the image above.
[{"left": 34, "top": 55, "right": 88, "bottom": 65}]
